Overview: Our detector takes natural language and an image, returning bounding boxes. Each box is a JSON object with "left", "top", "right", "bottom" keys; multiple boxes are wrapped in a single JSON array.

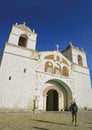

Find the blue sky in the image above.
[{"left": 0, "top": 0, "right": 92, "bottom": 84}]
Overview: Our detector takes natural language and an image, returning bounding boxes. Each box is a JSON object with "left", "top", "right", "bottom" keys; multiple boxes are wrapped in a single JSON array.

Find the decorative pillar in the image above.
[
  {"left": 43, "top": 94, "right": 47, "bottom": 111},
  {"left": 59, "top": 96, "right": 64, "bottom": 111}
]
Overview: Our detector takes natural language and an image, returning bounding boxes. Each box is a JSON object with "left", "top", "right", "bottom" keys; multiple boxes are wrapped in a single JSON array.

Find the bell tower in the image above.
[
  {"left": 62, "top": 42, "right": 88, "bottom": 67},
  {"left": 7, "top": 22, "right": 37, "bottom": 50}
]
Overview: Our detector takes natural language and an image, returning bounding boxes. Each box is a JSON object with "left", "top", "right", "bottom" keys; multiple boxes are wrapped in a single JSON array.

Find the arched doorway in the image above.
[
  {"left": 46, "top": 89, "right": 58, "bottom": 111},
  {"left": 43, "top": 79, "right": 73, "bottom": 111}
]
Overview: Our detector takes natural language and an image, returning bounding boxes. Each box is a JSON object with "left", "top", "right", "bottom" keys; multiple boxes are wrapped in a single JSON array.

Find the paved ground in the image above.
[{"left": 0, "top": 110, "right": 92, "bottom": 130}]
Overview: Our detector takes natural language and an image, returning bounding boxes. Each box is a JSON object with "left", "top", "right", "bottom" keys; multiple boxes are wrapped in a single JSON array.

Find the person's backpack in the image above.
[{"left": 72, "top": 105, "right": 77, "bottom": 112}]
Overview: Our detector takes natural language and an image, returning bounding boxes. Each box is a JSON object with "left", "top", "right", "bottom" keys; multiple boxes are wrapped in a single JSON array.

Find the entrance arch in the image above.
[
  {"left": 43, "top": 79, "right": 73, "bottom": 111},
  {"left": 46, "top": 89, "right": 58, "bottom": 111}
]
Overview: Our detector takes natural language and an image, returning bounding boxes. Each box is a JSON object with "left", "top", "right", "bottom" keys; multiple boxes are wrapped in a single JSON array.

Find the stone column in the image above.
[
  {"left": 43, "top": 95, "right": 47, "bottom": 111},
  {"left": 59, "top": 96, "right": 64, "bottom": 111}
]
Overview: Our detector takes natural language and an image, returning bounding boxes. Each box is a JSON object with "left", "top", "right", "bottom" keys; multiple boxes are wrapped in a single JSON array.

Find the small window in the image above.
[
  {"left": 9, "top": 76, "right": 11, "bottom": 80},
  {"left": 78, "top": 55, "right": 83, "bottom": 66},
  {"left": 24, "top": 68, "right": 26, "bottom": 73}
]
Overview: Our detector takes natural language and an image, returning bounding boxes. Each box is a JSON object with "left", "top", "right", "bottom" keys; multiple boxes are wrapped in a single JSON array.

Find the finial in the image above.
[
  {"left": 76, "top": 47, "right": 79, "bottom": 49},
  {"left": 23, "top": 22, "right": 26, "bottom": 26},
  {"left": 33, "top": 29, "right": 35, "bottom": 33},
  {"left": 56, "top": 44, "right": 59, "bottom": 51},
  {"left": 81, "top": 48, "right": 84, "bottom": 52},
  {"left": 69, "top": 41, "right": 73, "bottom": 46}
]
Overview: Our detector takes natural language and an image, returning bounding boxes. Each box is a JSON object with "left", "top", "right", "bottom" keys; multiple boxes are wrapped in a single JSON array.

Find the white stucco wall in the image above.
[
  {"left": 0, "top": 48, "right": 39, "bottom": 110},
  {"left": 71, "top": 64, "right": 92, "bottom": 108}
]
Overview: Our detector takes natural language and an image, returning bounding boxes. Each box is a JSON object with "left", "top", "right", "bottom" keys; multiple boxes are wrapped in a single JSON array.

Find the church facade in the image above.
[{"left": 0, "top": 23, "right": 92, "bottom": 112}]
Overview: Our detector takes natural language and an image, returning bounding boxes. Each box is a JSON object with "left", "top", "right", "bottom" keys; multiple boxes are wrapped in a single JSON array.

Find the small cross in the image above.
[{"left": 56, "top": 44, "right": 59, "bottom": 51}]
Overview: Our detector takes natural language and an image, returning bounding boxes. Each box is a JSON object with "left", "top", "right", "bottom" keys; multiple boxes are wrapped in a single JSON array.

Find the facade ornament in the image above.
[
  {"left": 81, "top": 48, "right": 85, "bottom": 52},
  {"left": 69, "top": 41, "right": 73, "bottom": 46},
  {"left": 56, "top": 44, "right": 59, "bottom": 51},
  {"left": 33, "top": 29, "right": 35, "bottom": 33},
  {"left": 23, "top": 22, "right": 26, "bottom": 26}
]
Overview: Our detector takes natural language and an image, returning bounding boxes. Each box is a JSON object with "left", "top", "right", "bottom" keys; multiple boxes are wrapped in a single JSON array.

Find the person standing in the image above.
[{"left": 69, "top": 101, "right": 78, "bottom": 127}]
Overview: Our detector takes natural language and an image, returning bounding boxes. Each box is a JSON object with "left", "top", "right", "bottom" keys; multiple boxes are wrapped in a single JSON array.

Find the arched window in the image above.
[
  {"left": 18, "top": 34, "right": 28, "bottom": 47},
  {"left": 56, "top": 56, "right": 60, "bottom": 61},
  {"left": 45, "top": 61, "right": 53, "bottom": 73},
  {"left": 78, "top": 55, "right": 83, "bottom": 66},
  {"left": 54, "top": 63, "right": 61, "bottom": 75},
  {"left": 62, "top": 66, "right": 69, "bottom": 76}
]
